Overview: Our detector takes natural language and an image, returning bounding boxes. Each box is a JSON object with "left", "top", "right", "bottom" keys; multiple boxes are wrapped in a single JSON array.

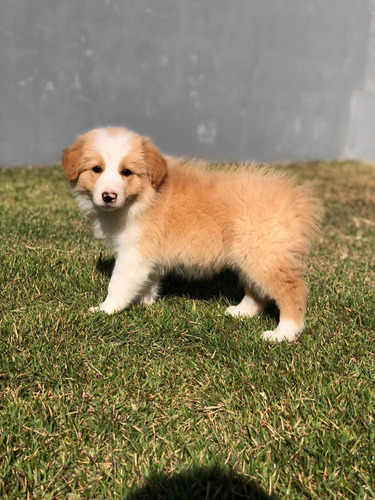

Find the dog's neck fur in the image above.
[{"left": 72, "top": 184, "right": 157, "bottom": 254}]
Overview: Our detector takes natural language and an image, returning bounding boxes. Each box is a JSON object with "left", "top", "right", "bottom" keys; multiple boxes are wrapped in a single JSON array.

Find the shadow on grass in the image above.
[
  {"left": 161, "top": 269, "right": 243, "bottom": 303},
  {"left": 97, "top": 254, "right": 115, "bottom": 276},
  {"left": 96, "top": 255, "right": 242, "bottom": 302},
  {"left": 96, "top": 254, "right": 278, "bottom": 319},
  {"left": 129, "top": 465, "right": 276, "bottom": 499}
]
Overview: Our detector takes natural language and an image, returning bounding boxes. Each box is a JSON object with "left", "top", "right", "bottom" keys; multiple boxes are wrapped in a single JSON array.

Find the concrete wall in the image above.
[
  {"left": 0, "top": 0, "right": 372, "bottom": 165},
  {"left": 345, "top": 0, "right": 375, "bottom": 161}
]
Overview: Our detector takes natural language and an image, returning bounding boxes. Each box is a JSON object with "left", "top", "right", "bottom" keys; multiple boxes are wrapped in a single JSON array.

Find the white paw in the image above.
[
  {"left": 261, "top": 319, "right": 303, "bottom": 342},
  {"left": 140, "top": 295, "right": 157, "bottom": 305},
  {"left": 225, "top": 305, "right": 247, "bottom": 317},
  {"left": 262, "top": 330, "right": 297, "bottom": 342},
  {"left": 88, "top": 303, "right": 118, "bottom": 314},
  {"left": 225, "top": 294, "right": 264, "bottom": 318},
  {"left": 225, "top": 304, "right": 261, "bottom": 318}
]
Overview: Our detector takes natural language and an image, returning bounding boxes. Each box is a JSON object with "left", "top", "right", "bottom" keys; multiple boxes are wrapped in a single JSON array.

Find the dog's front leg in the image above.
[{"left": 90, "top": 251, "right": 152, "bottom": 314}]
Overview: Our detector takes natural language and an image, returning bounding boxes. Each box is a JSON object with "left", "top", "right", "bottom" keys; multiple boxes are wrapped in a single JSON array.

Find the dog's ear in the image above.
[
  {"left": 142, "top": 137, "right": 167, "bottom": 189},
  {"left": 62, "top": 140, "right": 83, "bottom": 183}
]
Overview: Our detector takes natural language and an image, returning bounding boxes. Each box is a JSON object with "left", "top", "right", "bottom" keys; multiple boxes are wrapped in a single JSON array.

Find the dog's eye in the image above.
[
  {"left": 121, "top": 169, "right": 132, "bottom": 177},
  {"left": 92, "top": 166, "right": 102, "bottom": 173}
]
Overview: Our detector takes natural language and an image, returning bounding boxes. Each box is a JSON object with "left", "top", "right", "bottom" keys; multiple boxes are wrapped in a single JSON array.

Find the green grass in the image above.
[{"left": 0, "top": 161, "right": 374, "bottom": 499}]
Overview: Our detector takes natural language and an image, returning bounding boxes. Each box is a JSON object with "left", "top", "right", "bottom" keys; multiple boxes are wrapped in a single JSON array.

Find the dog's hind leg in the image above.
[
  {"left": 236, "top": 259, "right": 307, "bottom": 342},
  {"left": 261, "top": 273, "right": 308, "bottom": 342},
  {"left": 138, "top": 275, "right": 160, "bottom": 305},
  {"left": 225, "top": 286, "right": 266, "bottom": 318}
]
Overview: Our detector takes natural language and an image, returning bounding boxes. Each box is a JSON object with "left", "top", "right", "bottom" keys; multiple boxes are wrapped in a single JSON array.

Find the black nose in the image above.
[{"left": 102, "top": 192, "right": 117, "bottom": 203}]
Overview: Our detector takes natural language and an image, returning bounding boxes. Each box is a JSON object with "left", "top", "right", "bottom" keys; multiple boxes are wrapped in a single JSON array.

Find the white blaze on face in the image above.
[{"left": 92, "top": 129, "right": 133, "bottom": 209}]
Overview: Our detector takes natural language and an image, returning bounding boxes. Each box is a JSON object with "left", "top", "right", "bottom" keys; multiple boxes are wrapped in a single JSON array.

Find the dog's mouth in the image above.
[
  {"left": 97, "top": 201, "right": 123, "bottom": 211},
  {"left": 100, "top": 205, "right": 118, "bottom": 211}
]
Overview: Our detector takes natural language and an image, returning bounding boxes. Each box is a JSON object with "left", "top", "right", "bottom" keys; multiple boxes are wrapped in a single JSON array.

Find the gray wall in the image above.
[{"left": 0, "top": 0, "right": 373, "bottom": 165}]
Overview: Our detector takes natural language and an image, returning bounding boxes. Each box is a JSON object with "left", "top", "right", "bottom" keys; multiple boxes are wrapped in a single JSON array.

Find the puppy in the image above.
[{"left": 62, "top": 127, "right": 318, "bottom": 341}]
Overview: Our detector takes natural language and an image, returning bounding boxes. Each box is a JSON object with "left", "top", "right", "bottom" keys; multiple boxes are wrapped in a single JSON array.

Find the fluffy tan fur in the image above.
[
  {"left": 62, "top": 127, "right": 319, "bottom": 341},
  {"left": 140, "top": 162, "right": 317, "bottom": 322}
]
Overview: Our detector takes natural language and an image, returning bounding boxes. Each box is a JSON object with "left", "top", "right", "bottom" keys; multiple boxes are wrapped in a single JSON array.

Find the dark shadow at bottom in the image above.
[
  {"left": 160, "top": 268, "right": 243, "bottom": 303},
  {"left": 129, "top": 465, "right": 278, "bottom": 500}
]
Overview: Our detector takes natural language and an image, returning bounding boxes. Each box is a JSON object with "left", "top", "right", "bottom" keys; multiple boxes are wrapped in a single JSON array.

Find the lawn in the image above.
[{"left": 0, "top": 161, "right": 374, "bottom": 499}]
